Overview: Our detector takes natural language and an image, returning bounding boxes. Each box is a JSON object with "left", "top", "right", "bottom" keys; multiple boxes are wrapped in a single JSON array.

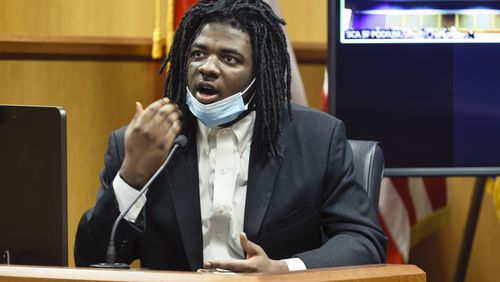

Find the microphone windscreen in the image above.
[{"left": 174, "top": 135, "right": 188, "bottom": 148}]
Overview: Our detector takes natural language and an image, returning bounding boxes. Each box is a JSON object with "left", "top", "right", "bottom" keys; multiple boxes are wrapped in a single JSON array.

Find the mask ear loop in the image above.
[
  {"left": 241, "top": 78, "right": 257, "bottom": 106},
  {"left": 240, "top": 78, "right": 256, "bottom": 95}
]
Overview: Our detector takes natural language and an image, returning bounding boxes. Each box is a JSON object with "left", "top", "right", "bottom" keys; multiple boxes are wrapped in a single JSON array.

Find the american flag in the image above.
[{"left": 379, "top": 177, "right": 448, "bottom": 263}]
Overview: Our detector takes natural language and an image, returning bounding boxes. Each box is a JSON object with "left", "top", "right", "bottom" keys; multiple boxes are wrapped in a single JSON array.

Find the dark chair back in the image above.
[{"left": 348, "top": 140, "right": 384, "bottom": 209}]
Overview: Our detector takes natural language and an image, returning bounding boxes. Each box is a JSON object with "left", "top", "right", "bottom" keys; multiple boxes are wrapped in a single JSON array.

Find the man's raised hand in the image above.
[{"left": 120, "top": 98, "right": 182, "bottom": 189}]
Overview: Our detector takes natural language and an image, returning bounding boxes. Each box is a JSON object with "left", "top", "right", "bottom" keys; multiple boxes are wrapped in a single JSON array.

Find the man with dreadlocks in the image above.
[{"left": 75, "top": 0, "right": 386, "bottom": 272}]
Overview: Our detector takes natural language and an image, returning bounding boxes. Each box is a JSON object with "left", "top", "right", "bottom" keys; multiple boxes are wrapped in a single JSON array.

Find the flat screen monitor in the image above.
[
  {"left": 0, "top": 105, "right": 67, "bottom": 266},
  {"left": 329, "top": 0, "right": 500, "bottom": 176}
]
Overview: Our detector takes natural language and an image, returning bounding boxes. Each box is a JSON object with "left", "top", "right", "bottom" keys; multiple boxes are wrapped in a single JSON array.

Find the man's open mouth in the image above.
[{"left": 196, "top": 83, "right": 220, "bottom": 104}]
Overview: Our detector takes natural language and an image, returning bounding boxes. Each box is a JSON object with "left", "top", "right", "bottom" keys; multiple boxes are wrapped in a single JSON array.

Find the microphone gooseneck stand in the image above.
[{"left": 92, "top": 135, "right": 187, "bottom": 269}]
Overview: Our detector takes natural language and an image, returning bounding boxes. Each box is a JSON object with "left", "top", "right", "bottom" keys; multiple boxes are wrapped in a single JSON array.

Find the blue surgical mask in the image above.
[{"left": 186, "top": 78, "right": 256, "bottom": 128}]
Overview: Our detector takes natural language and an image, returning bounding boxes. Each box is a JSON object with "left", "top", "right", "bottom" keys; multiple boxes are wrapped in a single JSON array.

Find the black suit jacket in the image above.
[{"left": 75, "top": 105, "right": 386, "bottom": 270}]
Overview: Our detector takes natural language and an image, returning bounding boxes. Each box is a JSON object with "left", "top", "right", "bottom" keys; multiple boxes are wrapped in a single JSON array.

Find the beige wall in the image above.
[
  {"left": 0, "top": 60, "right": 159, "bottom": 266},
  {"left": 280, "top": 0, "right": 327, "bottom": 109},
  {"left": 1, "top": 1, "right": 499, "bottom": 281},
  {"left": 410, "top": 178, "right": 500, "bottom": 282},
  {"left": 0, "top": 0, "right": 163, "bottom": 266},
  {"left": 0, "top": 0, "right": 161, "bottom": 37},
  {"left": 280, "top": 0, "right": 327, "bottom": 44}
]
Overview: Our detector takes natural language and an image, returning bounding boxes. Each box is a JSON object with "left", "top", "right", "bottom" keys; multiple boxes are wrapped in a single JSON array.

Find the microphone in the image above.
[
  {"left": 1, "top": 250, "right": 10, "bottom": 265},
  {"left": 92, "top": 134, "right": 188, "bottom": 269}
]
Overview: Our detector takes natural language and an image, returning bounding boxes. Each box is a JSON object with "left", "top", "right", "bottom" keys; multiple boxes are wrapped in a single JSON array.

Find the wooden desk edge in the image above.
[{"left": 0, "top": 264, "right": 425, "bottom": 282}]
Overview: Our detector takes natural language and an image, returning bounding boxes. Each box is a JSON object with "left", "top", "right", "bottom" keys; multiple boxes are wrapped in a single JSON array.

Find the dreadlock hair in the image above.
[{"left": 159, "top": 0, "right": 292, "bottom": 157}]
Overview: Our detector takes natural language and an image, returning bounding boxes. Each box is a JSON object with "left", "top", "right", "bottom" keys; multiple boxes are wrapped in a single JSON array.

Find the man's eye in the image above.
[
  {"left": 192, "top": 51, "right": 204, "bottom": 58},
  {"left": 224, "top": 56, "right": 236, "bottom": 64}
]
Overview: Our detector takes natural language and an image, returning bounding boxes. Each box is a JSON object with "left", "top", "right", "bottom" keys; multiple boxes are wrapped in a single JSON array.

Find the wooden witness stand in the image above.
[{"left": 0, "top": 264, "right": 425, "bottom": 282}]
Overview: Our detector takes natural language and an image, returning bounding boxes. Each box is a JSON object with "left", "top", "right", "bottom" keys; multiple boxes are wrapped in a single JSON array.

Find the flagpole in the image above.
[
  {"left": 454, "top": 176, "right": 487, "bottom": 282},
  {"left": 152, "top": 0, "right": 164, "bottom": 59}
]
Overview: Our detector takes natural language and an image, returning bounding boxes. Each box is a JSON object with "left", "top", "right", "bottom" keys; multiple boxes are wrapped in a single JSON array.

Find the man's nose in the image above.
[{"left": 198, "top": 55, "right": 220, "bottom": 79}]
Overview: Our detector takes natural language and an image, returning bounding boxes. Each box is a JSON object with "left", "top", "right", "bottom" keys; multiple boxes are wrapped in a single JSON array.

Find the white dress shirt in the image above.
[{"left": 113, "top": 111, "right": 305, "bottom": 271}]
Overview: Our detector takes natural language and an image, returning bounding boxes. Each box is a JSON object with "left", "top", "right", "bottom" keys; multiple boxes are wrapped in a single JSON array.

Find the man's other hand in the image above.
[
  {"left": 120, "top": 98, "right": 182, "bottom": 189},
  {"left": 203, "top": 232, "right": 289, "bottom": 273}
]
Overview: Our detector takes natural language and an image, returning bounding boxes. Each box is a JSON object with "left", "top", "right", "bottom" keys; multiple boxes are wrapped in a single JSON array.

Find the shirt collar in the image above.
[{"left": 197, "top": 111, "right": 256, "bottom": 155}]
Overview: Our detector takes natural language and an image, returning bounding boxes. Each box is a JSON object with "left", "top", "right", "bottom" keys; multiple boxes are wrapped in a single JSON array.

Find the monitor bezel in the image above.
[{"left": 328, "top": 0, "right": 500, "bottom": 177}]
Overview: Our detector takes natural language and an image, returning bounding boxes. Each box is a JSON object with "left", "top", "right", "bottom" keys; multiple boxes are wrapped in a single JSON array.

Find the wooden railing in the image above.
[{"left": 0, "top": 34, "right": 326, "bottom": 64}]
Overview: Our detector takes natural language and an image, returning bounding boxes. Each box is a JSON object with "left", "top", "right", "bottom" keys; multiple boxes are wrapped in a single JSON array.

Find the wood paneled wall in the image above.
[
  {"left": 280, "top": 0, "right": 327, "bottom": 44},
  {"left": 0, "top": 60, "right": 160, "bottom": 266},
  {"left": 410, "top": 177, "right": 500, "bottom": 282},
  {"left": 279, "top": 0, "right": 327, "bottom": 109},
  {"left": 0, "top": 0, "right": 162, "bottom": 37},
  {"left": 0, "top": 0, "right": 162, "bottom": 266}
]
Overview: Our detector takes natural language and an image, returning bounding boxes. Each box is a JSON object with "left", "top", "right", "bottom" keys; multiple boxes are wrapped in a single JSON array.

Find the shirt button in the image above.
[
  {"left": 221, "top": 169, "right": 226, "bottom": 174},
  {"left": 221, "top": 129, "right": 227, "bottom": 135},
  {"left": 218, "top": 207, "right": 224, "bottom": 214}
]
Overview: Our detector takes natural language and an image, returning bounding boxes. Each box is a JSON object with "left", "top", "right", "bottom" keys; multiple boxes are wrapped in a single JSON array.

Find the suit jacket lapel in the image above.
[
  {"left": 244, "top": 119, "right": 286, "bottom": 240},
  {"left": 166, "top": 132, "right": 203, "bottom": 270}
]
